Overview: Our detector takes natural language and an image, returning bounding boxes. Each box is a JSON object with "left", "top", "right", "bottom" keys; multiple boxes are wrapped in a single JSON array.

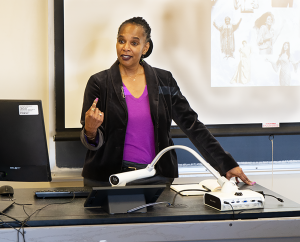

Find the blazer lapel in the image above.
[
  {"left": 109, "top": 60, "right": 127, "bottom": 112},
  {"left": 143, "top": 61, "right": 159, "bottom": 129}
]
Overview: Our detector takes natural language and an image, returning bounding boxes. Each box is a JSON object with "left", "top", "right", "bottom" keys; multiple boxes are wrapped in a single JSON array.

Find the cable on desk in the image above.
[
  {"left": 127, "top": 202, "right": 171, "bottom": 213},
  {"left": 21, "top": 192, "right": 76, "bottom": 226},
  {"left": 224, "top": 201, "right": 236, "bottom": 220},
  {"left": 264, "top": 194, "right": 284, "bottom": 202},
  {"left": 0, "top": 201, "right": 27, "bottom": 242},
  {"left": 0, "top": 210, "right": 26, "bottom": 227},
  {"left": 0, "top": 216, "right": 26, "bottom": 241},
  {"left": 13, "top": 196, "right": 33, "bottom": 218},
  {"left": 254, "top": 191, "right": 284, "bottom": 203},
  {"left": 127, "top": 188, "right": 206, "bottom": 212},
  {"left": 2, "top": 192, "right": 76, "bottom": 242},
  {"left": 0, "top": 201, "right": 29, "bottom": 226},
  {"left": 168, "top": 189, "right": 208, "bottom": 208}
]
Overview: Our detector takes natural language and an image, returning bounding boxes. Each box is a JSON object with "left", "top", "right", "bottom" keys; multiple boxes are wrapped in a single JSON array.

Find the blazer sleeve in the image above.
[
  {"left": 80, "top": 128, "right": 104, "bottom": 151},
  {"left": 168, "top": 73, "right": 239, "bottom": 176}
]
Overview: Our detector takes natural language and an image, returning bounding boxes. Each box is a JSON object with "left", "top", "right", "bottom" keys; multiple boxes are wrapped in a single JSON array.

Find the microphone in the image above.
[{"left": 121, "top": 86, "right": 125, "bottom": 98}]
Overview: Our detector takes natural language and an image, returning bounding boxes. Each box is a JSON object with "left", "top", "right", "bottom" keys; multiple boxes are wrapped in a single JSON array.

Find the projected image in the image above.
[
  {"left": 213, "top": 17, "right": 242, "bottom": 59},
  {"left": 211, "top": 0, "right": 300, "bottom": 87},
  {"left": 231, "top": 40, "right": 252, "bottom": 84},
  {"left": 64, "top": 0, "right": 300, "bottom": 127},
  {"left": 254, "top": 12, "right": 284, "bottom": 55},
  {"left": 272, "top": 0, "right": 294, "bottom": 7},
  {"left": 266, "top": 42, "right": 300, "bottom": 86},
  {"left": 234, "top": 0, "right": 259, "bottom": 13}
]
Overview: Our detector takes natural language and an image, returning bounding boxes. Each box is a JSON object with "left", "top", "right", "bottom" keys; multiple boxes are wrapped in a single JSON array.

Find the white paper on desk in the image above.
[{"left": 171, "top": 179, "right": 221, "bottom": 196}]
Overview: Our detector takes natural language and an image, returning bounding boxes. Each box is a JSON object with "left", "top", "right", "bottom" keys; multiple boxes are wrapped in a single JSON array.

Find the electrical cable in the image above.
[
  {"left": 20, "top": 193, "right": 76, "bottom": 229},
  {"left": 264, "top": 194, "right": 284, "bottom": 202},
  {"left": 1, "top": 192, "right": 76, "bottom": 242},
  {"left": 0, "top": 200, "right": 33, "bottom": 242},
  {"left": 0, "top": 210, "right": 27, "bottom": 227},
  {"left": 254, "top": 190, "right": 284, "bottom": 203},
  {"left": 0, "top": 216, "right": 26, "bottom": 242},
  {"left": 126, "top": 188, "right": 207, "bottom": 212},
  {"left": 0, "top": 201, "right": 30, "bottom": 228},
  {"left": 127, "top": 202, "right": 171, "bottom": 213},
  {"left": 224, "top": 201, "right": 235, "bottom": 219},
  {"left": 169, "top": 189, "right": 209, "bottom": 207}
]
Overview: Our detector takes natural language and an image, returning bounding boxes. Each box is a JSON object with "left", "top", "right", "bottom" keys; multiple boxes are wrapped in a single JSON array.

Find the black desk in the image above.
[{"left": 1, "top": 183, "right": 300, "bottom": 241}]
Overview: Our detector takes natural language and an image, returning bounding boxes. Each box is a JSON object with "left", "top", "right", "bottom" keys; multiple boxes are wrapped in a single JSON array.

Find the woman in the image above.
[
  {"left": 80, "top": 17, "right": 254, "bottom": 187},
  {"left": 231, "top": 40, "right": 251, "bottom": 84},
  {"left": 255, "top": 12, "right": 282, "bottom": 55},
  {"left": 213, "top": 16, "right": 242, "bottom": 59},
  {"left": 267, "top": 42, "right": 299, "bottom": 86}
]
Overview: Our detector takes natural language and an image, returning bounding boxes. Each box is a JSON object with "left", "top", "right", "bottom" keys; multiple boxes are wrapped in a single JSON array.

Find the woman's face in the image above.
[
  {"left": 284, "top": 43, "right": 289, "bottom": 51},
  {"left": 116, "top": 23, "right": 149, "bottom": 69},
  {"left": 266, "top": 16, "right": 273, "bottom": 26}
]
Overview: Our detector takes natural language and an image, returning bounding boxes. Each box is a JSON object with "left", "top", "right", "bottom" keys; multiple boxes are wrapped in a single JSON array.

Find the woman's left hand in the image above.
[{"left": 226, "top": 167, "right": 255, "bottom": 186}]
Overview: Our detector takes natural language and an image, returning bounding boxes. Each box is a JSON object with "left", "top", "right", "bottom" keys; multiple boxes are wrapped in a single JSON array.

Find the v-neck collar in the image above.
[
  {"left": 109, "top": 60, "right": 159, "bottom": 127},
  {"left": 122, "top": 83, "right": 147, "bottom": 99}
]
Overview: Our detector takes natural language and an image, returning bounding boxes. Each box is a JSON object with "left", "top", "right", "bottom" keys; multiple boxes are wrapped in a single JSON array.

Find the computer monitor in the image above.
[
  {"left": 0, "top": 100, "right": 52, "bottom": 182},
  {"left": 84, "top": 185, "right": 166, "bottom": 214}
]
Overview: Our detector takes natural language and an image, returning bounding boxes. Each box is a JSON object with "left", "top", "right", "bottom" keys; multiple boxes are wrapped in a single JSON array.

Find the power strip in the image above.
[{"left": 203, "top": 190, "right": 265, "bottom": 211}]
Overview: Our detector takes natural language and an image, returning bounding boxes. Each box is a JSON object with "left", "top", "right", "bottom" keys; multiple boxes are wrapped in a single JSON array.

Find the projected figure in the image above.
[
  {"left": 213, "top": 17, "right": 242, "bottom": 59},
  {"left": 266, "top": 42, "right": 299, "bottom": 86},
  {"left": 234, "top": 0, "right": 259, "bottom": 13},
  {"left": 231, "top": 40, "right": 251, "bottom": 84},
  {"left": 272, "top": 0, "right": 293, "bottom": 7},
  {"left": 254, "top": 12, "right": 283, "bottom": 55}
]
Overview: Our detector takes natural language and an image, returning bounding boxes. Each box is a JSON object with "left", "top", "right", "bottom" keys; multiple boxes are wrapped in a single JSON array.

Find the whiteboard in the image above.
[{"left": 64, "top": 0, "right": 300, "bottom": 128}]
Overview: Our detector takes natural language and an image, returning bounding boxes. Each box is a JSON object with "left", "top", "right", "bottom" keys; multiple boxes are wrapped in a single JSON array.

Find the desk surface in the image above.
[{"left": 1, "top": 183, "right": 300, "bottom": 228}]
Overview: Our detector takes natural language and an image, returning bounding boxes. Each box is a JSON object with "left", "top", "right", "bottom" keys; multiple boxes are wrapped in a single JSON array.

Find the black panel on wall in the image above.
[
  {"left": 56, "top": 135, "right": 300, "bottom": 168},
  {"left": 56, "top": 141, "right": 86, "bottom": 168},
  {"left": 174, "top": 135, "right": 300, "bottom": 164}
]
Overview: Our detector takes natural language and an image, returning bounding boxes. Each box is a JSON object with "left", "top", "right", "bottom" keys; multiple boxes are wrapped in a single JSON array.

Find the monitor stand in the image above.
[
  {"left": 103, "top": 194, "right": 147, "bottom": 214},
  {"left": 84, "top": 185, "right": 166, "bottom": 214}
]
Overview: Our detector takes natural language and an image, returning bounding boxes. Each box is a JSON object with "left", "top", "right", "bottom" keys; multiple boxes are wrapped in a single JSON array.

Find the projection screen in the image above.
[{"left": 64, "top": 0, "right": 300, "bottom": 129}]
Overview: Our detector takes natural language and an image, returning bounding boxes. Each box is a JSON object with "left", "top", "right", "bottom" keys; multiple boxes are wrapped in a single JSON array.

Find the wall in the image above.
[
  {"left": 0, "top": 0, "right": 56, "bottom": 169},
  {"left": 0, "top": 2, "right": 48, "bottom": 142},
  {"left": 0, "top": 0, "right": 48, "bottom": 127}
]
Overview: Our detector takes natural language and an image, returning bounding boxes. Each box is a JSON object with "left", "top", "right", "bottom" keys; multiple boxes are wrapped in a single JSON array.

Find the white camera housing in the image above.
[{"left": 109, "top": 165, "right": 156, "bottom": 186}]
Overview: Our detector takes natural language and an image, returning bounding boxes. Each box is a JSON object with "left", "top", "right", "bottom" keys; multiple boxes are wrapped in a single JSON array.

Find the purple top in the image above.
[{"left": 122, "top": 84, "right": 156, "bottom": 164}]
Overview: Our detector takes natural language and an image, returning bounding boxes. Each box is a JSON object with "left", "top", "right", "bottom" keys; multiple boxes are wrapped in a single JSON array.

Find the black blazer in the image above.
[{"left": 80, "top": 60, "right": 238, "bottom": 181}]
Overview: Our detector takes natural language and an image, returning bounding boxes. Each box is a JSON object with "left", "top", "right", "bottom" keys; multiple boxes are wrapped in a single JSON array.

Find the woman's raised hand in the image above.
[{"left": 84, "top": 98, "right": 104, "bottom": 139}]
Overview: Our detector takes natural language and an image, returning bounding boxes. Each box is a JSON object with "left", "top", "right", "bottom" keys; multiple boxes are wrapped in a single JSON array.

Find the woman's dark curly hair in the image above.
[
  {"left": 279, "top": 42, "right": 290, "bottom": 60},
  {"left": 118, "top": 17, "right": 153, "bottom": 59},
  {"left": 254, "top": 12, "right": 274, "bottom": 29}
]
